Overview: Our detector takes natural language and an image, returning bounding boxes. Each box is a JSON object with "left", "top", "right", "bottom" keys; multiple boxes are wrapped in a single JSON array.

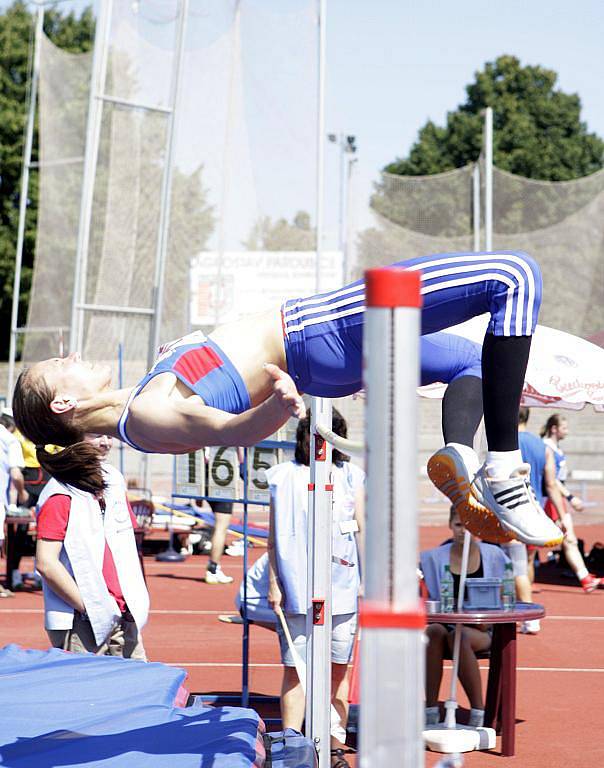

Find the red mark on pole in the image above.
[
  {"left": 312, "top": 599, "right": 325, "bottom": 625},
  {"left": 314, "top": 435, "right": 327, "bottom": 461},
  {"left": 366, "top": 267, "right": 422, "bottom": 308}
]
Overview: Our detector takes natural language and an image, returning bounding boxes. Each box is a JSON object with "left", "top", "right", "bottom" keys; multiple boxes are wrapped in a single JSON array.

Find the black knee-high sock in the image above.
[
  {"left": 442, "top": 375, "right": 483, "bottom": 447},
  {"left": 481, "top": 333, "right": 532, "bottom": 451}
]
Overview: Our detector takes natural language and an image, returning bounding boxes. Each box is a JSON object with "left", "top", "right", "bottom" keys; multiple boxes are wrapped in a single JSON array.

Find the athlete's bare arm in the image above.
[{"left": 124, "top": 363, "right": 304, "bottom": 453}]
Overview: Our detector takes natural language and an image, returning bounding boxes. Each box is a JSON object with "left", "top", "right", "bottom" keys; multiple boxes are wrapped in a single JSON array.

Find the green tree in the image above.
[
  {"left": 243, "top": 210, "right": 316, "bottom": 251},
  {"left": 0, "top": 1, "right": 94, "bottom": 360},
  {"left": 386, "top": 55, "right": 604, "bottom": 181},
  {"left": 359, "top": 55, "right": 604, "bottom": 273}
]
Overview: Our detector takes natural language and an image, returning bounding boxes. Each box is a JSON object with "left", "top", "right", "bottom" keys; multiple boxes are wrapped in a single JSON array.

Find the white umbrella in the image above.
[{"left": 418, "top": 316, "right": 604, "bottom": 412}]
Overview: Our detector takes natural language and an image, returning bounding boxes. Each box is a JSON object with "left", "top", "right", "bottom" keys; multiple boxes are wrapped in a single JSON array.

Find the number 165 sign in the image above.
[
  {"left": 246, "top": 447, "right": 278, "bottom": 502},
  {"left": 208, "top": 447, "right": 240, "bottom": 499}
]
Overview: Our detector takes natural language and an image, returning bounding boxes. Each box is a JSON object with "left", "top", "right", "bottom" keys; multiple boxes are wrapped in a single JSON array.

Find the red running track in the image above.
[{"left": 2, "top": 524, "right": 603, "bottom": 767}]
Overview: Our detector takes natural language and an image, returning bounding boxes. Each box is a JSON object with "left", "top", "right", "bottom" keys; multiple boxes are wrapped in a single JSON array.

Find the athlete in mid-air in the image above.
[{"left": 13, "top": 250, "right": 563, "bottom": 548}]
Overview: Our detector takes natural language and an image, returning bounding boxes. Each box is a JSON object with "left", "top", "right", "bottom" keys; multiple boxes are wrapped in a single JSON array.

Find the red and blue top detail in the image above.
[{"left": 117, "top": 331, "right": 251, "bottom": 452}]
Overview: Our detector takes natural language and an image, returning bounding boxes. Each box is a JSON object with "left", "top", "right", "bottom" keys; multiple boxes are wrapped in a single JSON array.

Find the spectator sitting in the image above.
[
  {"left": 420, "top": 506, "right": 510, "bottom": 728},
  {"left": 35, "top": 434, "right": 149, "bottom": 659},
  {"left": 266, "top": 410, "right": 364, "bottom": 768}
]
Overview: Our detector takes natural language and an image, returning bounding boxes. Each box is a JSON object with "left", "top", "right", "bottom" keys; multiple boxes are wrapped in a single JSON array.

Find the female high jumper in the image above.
[{"left": 12, "top": 250, "right": 562, "bottom": 548}]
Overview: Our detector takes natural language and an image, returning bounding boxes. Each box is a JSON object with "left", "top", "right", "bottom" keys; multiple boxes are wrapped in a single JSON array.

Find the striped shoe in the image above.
[
  {"left": 471, "top": 464, "right": 564, "bottom": 548},
  {"left": 427, "top": 446, "right": 516, "bottom": 543}
]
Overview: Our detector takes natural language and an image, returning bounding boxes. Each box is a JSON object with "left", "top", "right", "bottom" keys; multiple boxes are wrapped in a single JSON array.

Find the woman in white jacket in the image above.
[
  {"left": 267, "top": 409, "right": 363, "bottom": 768},
  {"left": 35, "top": 435, "right": 149, "bottom": 659}
]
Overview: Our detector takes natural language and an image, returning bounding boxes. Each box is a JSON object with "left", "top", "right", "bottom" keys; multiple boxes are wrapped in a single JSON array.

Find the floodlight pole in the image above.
[
  {"left": 484, "top": 107, "right": 493, "bottom": 251},
  {"left": 315, "top": 0, "right": 326, "bottom": 296},
  {"left": 70, "top": 0, "right": 113, "bottom": 354},
  {"left": 472, "top": 164, "right": 481, "bottom": 251},
  {"left": 305, "top": 3, "right": 332, "bottom": 767},
  {"left": 148, "top": 0, "right": 189, "bottom": 364},
  {"left": 7, "top": 2, "right": 44, "bottom": 397}
]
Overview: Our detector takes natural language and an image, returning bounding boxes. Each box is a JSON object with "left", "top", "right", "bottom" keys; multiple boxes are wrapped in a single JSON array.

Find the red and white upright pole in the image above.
[
  {"left": 306, "top": 398, "right": 333, "bottom": 766},
  {"left": 359, "top": 268, "right": 425, "bottom": 767}
]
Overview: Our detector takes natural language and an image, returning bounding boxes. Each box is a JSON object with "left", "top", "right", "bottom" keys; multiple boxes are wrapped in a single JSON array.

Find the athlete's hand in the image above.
[
  {"left": 268, "top": 577, "right": 283, "bottom": 612},
  {"left": 263, "top": 363, "right": 306, "bottom": 419},
  {"left": 569, "top": 495, "right": 584, "bottom": 513}
]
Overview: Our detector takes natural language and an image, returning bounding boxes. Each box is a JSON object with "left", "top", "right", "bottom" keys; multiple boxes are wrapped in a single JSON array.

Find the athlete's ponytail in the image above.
[
  {"left": 36, "top": 443, "right": 106, "bottom": 495},
  {"left": 13, "top": 368, "right": 106, "bottom": 495}
]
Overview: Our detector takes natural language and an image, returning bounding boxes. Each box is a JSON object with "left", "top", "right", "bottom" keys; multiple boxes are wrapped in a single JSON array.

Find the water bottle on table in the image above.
[
  {"left": 502, "top": 562, "right": 516, "bottom": 610},
  {"left": 440, "top": 564, "right": 455, "bottom": 613}
]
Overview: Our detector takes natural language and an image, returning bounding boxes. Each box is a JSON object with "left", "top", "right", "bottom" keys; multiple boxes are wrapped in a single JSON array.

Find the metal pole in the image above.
[
  {"left": 118, "top": 342, "right": 124, "bottom": 476},
  {"left": 306, "top": 397, "right": 333, "bottom": 767},
  {"left": 241, "top": 447, "right": 250, "bottom": 708},
  {"left": 314, "top": 0, "right": 326, "bottom": 294},
  {"left": 360, "top": 268, "right": 424, "bottom": 768},
  {"left": 338, "top": 135, "right": 345, "bottom": 279},
  {"left": 214, "top": 0, "right": 241, "bottom": 327},
  {"left": 70, "top": 0, "right": 113, "bottom": 354},
  {"left": 472, "top": 164, "right": 481, "bottom": 252},
  {"left": 343, "top": 153, "right": 357, "bottom": 284},
  {"left": 484, "top": 107, "right": 493, "bottom": 251},
  {"left": 8, "top": 3, "right": 44, "bottom": 397},
  {"left": 148, "top": 0, "right": 189, "bottom": 364}
]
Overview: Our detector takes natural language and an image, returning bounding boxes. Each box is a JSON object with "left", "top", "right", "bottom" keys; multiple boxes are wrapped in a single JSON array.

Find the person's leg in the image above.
[
  {"left": 281, "top": 665, "right": 305, "bottom": 730},
  {"left": 501, "top": 541, "right": 531, "bottom": 601},
  {"left": 425, "top": 623, "right": 448, "bottom": 707},
  {"left": 331, "top": 663, "right": 351, "bottom": 765},
  {"left": 205, "top": 502, "right": 234, "bottom": 584},
  {"left": 408, "top": 253, "right": 558, "bottom": 546},
  {"left": 502, "top": 541, "right": 542, "bottom": 632},
  {"left": 447, "top": 626, "right": 491, "bottom": 711},
  {"left": 276, "top": 614, "right": 306, "bottom": 729},
  {"left": 65, "top": 612, "right": 103, "bottom": 654},
  {"left": 46, "top": 628, "right": 70, "bottom": 650},
  {"left": 560, "top": 513, "right": 602, "bottom": 591},
  {"left": 121, "top": 615, "right": 148, "bottom": 661},
  {"left": 423, "top": 334, "right": 517, "bottom": 542}
]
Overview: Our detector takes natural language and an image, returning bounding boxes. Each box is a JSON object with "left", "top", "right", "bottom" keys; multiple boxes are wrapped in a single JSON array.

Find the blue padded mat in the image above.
[{"left": 0, "top": 645, "right": 263, "bottom": 768}]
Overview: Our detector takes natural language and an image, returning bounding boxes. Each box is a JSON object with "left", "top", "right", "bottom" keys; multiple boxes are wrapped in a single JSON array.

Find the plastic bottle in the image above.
[
  {"left": 440, "top": 565, "right": 455, "bottom": 613},
  {"left": 502, "top": 562, "right": 516, "bottom": 610}
]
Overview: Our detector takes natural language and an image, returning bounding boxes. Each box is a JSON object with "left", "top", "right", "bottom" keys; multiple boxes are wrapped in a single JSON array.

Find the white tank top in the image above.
[{"left": 266, "top": 460, "right": 364, "bottom": 615}]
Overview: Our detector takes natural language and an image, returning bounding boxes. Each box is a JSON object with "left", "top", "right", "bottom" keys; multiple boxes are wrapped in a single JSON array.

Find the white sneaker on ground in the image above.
[
  {"left": 427, "top": 446, "right": 515, "bottom": 543},
  {"left": 471, "top": 464, "right": 563, "bottom": 547},
  {"left": 204, "top": 567, "right": 234, "bottom": 585},
  {"left": 225, "top": 540, "right": 245, "bottom": 557},
  {"left": 520, "top": 619, "right": 541, "bottom": 635}
]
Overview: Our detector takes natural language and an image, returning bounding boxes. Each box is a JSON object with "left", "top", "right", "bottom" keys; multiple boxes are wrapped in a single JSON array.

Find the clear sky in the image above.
[
  {"left": 9, "top": 0, "right": 604, "bottom": 235},
  {"left": 326, "top": 0, "right": 604, "bottom": 213}
]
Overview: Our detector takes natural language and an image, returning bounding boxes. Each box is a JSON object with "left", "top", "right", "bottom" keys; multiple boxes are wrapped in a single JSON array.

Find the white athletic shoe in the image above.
[
  {"left": 427, "top": 446, "right": 515, "bottom": 543},
  {"left": 520, "top": 619, "right": 541, "bottom": 635},
  {"left": 471, "top": 464, "right": 563, "bottom": 548},
  {"left": 225, "top": 539, "right": 245, "bottom": 557},
  {"left": 204, "top": 567, "right": 234, "bottom": 585}
]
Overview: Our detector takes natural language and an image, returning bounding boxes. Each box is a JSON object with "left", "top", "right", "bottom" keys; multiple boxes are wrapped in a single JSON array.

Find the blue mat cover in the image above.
[{"left": 0, "top": 645, "right": 263, "bottom": 767}]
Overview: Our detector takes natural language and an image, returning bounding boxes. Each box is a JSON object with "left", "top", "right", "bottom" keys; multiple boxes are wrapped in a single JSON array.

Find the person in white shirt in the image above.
[{"left": 267, "top": 409, "right": 363, "bottom": 768}]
